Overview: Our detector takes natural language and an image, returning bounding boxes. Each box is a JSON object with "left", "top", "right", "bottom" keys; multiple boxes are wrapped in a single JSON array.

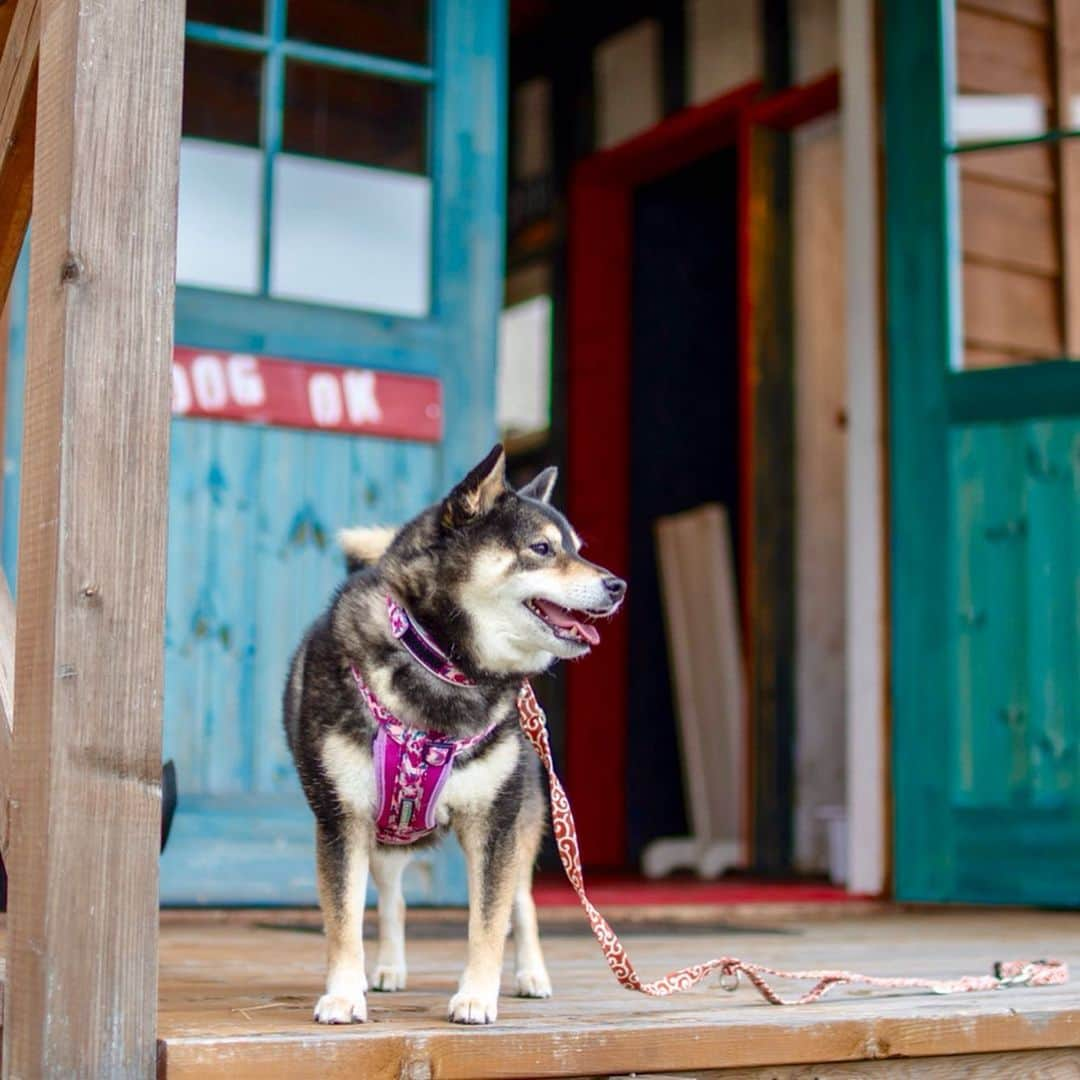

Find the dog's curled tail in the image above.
[{"left": 338, "top": 525, "right": 398, "bottom": 572}]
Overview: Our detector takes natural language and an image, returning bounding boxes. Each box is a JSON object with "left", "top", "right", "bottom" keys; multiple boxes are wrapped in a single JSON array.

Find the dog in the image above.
[{"left": 283, "top": 445, "right": 626, "bottom": 1025}]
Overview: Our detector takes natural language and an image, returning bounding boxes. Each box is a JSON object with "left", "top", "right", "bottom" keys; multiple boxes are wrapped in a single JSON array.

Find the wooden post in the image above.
[
  {"left": 2, "top": 0, "right": 184, "bottom": 1075},
  {"left": 747, "top": 0, "right": 796, "bottom": 874}
]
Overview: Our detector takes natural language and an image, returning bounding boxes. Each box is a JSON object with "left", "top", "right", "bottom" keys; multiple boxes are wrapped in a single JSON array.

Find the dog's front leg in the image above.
[
  {"left": 448, "top": 815, "right": 520, "bottom": 1024},
  {"left": 314, "top": 820, "right": 370, "bottom": 1023}
]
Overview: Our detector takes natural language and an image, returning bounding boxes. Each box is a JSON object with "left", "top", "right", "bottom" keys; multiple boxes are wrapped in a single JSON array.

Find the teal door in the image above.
[
  {"left": 886, "top": 0, "right": 1080, "bottom": 904},
  {"left": 157, "top": 0, "right": 506, "bottom": 904}
]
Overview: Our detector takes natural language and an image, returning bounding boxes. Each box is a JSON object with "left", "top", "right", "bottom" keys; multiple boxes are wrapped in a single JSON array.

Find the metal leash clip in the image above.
[{"left": 994, "top": 962, "right": 1038, "bottom": 988}]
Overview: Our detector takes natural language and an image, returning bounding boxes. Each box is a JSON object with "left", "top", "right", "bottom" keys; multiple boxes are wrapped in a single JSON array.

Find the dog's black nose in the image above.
[{"left": 603, "top": 576, "right": 627, "bottom": 600}]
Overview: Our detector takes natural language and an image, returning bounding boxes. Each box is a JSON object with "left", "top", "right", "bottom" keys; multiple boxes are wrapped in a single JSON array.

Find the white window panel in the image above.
[
  {"left": 270, "top": 154, "right": 431, "bottom": 317},
  {"left": 176, "top": 138, "right": 262, "bottom": 294},
  {"left": 952, "top": 95, "right": 1046, "bottom": 143},
  {"left": 497, "top": 295, "right": 551, "bottom": 438}
]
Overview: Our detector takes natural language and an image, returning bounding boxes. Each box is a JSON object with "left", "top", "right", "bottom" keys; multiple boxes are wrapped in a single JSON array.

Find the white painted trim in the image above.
[{"left": 841, "top": 0, "right": 888, "bottom": 896}]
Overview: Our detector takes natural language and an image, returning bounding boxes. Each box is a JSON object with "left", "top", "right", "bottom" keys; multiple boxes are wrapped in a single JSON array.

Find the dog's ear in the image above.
[
  {"left": 518, "top": 466, "right": 557, "bottom": 504},
  {"left": 442, "top": 444, "right": 507, "bottom": 527}
]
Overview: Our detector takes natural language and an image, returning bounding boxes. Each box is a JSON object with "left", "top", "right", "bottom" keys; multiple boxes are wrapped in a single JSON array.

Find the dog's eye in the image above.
[{"left": 530, "top": 541, "right": 554, "bottom": 557}]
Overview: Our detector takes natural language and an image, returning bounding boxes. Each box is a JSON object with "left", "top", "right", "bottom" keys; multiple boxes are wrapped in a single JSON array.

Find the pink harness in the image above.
[{"left": 353, "top": 598, "right": 495, "bottom": 845}]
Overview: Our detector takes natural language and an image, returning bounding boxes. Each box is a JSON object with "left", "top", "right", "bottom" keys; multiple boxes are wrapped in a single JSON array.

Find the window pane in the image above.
[
  {"left": 957, "top": 142, "right": 1064, "bottom": 369},
  {"left": 186, "top": 0, "right": 264, "bottom": 33},
  {"left": 286, "top": 0, "right": 429, "bottom": 65},
  {"left": 270, "top": 154, "right": 431, "bottom": 315},
  {"left": 283, "top": 61, "right": 427, "bottom": 172},
  {"left": 177, "top": 139, "right": 263, "bottom": 294},
  {"left": 183, "top": 41, "right": 263, "bottom": 147},
  {"left": 497, "top": 297, "right": 552, "bottom": 443}
]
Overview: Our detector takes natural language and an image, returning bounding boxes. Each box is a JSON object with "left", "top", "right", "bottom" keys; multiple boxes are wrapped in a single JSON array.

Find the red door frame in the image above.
[{"left": 565, "top": 72, "right": 840, "bottom": 869}]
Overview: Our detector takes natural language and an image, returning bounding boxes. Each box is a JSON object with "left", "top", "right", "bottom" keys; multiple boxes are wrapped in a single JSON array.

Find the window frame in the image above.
[
  {"left": 180, "top": 0, "right": 438, "bottom": 322},
  {"left": 942, "top": 0, "right": 1080, "bottom": 371}
]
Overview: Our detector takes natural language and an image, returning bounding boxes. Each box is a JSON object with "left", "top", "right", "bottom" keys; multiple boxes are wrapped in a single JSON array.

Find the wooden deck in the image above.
[{"left": 140, "top": 906, "right": 1080, "bottom": 1077}]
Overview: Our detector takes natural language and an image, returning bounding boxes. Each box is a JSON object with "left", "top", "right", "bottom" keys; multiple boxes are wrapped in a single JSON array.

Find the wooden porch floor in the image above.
[{"left": 144, "top": 906, "right": 1080, "bottom": 1078}]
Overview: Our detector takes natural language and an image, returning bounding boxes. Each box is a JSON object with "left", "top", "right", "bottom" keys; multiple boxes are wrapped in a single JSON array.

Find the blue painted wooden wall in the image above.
[{"left": 945, "top": 418, "right": 1079, "bottom": 904}]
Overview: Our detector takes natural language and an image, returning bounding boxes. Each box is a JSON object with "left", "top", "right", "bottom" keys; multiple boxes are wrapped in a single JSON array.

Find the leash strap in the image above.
[{"left": 515, "top": 682, "right": 1067, "bottom": 1005}]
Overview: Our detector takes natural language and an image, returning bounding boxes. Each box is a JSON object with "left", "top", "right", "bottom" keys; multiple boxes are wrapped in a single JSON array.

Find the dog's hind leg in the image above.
[
  {"left": 314, "top": 821, "right": 370, "bottom": 1023},
  {"left": 370, "top": 847, "right": 410, "bottom": 991},
  {"left": 512, "top": 819, "right": 552, "bottom": 999},
  {"left": 448, "top": 814, "right": 524, "bottom": 1024}
]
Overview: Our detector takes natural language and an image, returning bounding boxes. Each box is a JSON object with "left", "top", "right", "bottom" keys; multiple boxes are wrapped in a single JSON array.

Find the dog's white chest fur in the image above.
[{"left": 320, "top": 729, "right": 519, "bottom": 828}]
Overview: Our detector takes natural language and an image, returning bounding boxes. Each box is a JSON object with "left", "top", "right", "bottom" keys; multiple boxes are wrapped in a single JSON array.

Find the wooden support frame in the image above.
[{"left": 0, "top": 0, "right": 185, "bottom": 1074}]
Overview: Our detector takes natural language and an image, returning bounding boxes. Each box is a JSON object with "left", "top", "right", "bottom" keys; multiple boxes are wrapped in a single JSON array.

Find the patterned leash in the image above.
[{"left": 515, "top": 682, "right": 1068, "bottom": 1005}]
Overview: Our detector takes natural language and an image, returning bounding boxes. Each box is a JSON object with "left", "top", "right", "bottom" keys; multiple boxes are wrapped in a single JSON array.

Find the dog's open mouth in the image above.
[{"left": 525, "top": 597, "right": 601, "bottom": 646}]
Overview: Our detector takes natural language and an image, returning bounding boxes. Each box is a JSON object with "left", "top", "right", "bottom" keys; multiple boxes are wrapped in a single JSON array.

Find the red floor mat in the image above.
[{"left": 532, "top": 874, "right": 865, "bottom": 906}]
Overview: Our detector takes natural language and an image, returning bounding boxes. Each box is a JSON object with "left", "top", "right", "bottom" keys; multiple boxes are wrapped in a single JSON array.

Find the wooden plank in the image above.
[
  {"left": 958, "top": 0, "right": 1051, "bottom": 28},
  {"left": 2, "top": 0, "right": 185, "bottom": 1075},
  {"left": 960, "top": 144, "right": 1056, "bottom": 193},
  {"left": 0, "top": 0, "right": 38, "bottom": 310},
  {"left": 746, "top": 0, "right": 796, "bottom": 871},
  {"left": 1053, "top": 0, "right": 1080, "bottom": 352},
  {"left": 956, "top": 7, "right": 1053, "bottom": 96},
  {"left": 884, "top": 0, "right": 957, "bottom": 902},
  {"left": 610, "top": 1049, "right": 1080, "bottom": 1078},
  {"left": 963, "top": 260, "right": 1063, "bottom": 355},
  {"left": 840, "top": 0, "right": 888, "bottom": 896},
  {"left": 960, "top": 174, "right": 1059, "bottom": 275},
  {"left": 147, "top": 910, "right": 1080, "bottom": 1079},
  {"left": 650, "top": 506, "right": 746, "bottom": 875}
]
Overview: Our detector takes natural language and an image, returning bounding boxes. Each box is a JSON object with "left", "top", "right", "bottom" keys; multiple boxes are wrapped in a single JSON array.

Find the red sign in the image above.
[{"left": 172, "top": 347, "right": 443, "bottom": 443}]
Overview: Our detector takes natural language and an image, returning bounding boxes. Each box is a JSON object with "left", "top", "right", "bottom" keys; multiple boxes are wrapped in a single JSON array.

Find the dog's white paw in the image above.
[
  {"left": 447, "top": 987, "right": 499, "bottom": 1024},
  {"left": 371, "top": 964, "right": 407, "bottom": 992},
  {"left": 314, "top": 993, "right": 368, "bottom": 1024},
  {"left": 515, "top": 967, "right": 552, "bottom": 998}
]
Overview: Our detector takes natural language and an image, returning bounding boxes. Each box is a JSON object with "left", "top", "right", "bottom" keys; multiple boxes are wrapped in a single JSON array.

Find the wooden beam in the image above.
[
  {"left": 0, "top": 0, "right": 38, "bottom": 310},
  {"left": 746, "top": 0, "right": 796, "bottom": 874},
  {"left": 2, "top": 0, "right": 184, "bottom": 1075},
  {"left": 0, "top": 0, "right": 15, "bottom": 56},
  {"left": 840, "top": 0, "right": 888, "bottom": 897},
  {"left": 1053, "top": 0, "right": 1080, "bottom": 353}
]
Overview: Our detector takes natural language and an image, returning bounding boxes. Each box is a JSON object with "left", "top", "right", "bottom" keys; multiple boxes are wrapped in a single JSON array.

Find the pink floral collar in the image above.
[{"left": 385, "top": 595, "right": 475, "bottom": 686}]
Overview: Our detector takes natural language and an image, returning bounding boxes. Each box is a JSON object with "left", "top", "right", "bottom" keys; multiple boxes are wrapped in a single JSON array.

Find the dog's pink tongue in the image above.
[{"left": 534, "top": 598, "right": 600, "bottom": 645}]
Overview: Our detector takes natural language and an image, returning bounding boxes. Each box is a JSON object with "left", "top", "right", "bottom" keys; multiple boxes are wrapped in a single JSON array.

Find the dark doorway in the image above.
[{"left": 625, "top": 148, "right": 741, "bottom": 865}]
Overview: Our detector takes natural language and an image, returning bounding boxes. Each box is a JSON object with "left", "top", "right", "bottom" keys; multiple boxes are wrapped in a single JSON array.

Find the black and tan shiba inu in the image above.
[{"left": 283, "top": 445, "right": 625, "bottom": 1025}]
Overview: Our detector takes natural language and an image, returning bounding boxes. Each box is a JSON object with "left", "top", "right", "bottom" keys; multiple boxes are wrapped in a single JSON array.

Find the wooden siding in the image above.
[
  {"left": 955, "top": 0, "right": 1080, "bottom": 365},
  {"left": 158, "top": 424, "right": 465, "bottom": 904}
]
